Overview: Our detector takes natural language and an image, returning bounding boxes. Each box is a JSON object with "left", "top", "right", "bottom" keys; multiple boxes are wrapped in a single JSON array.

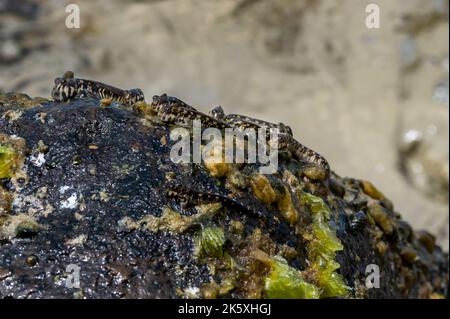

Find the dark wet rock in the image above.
[{"left": 0, "top": 92, "right": 448, "bottom": 299}]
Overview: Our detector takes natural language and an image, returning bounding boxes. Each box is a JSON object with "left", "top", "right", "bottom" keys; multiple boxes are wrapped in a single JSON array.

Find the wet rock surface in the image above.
[
  {"left": 0, "top": 94, "right": 448, "bottom": 298},
  {"left": 0, "top": 93, "right": 448, "bottom": 299}
]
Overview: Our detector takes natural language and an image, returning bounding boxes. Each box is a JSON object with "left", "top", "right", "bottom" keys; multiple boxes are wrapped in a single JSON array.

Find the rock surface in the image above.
[{"left": 0, "top": 93, "right": 448, "bottom": 298}]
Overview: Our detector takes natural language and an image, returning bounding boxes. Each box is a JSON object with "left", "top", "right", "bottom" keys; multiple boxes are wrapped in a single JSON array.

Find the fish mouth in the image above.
[
  {"left": 51, "top": 81, "right": 77, "bottom": 102},
  {"left": 51, "top": 83, "right": 63, "bottom": 102}
]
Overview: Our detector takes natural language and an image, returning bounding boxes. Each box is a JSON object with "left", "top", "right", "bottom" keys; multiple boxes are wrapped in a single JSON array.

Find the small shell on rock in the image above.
[
  {"left": 26, "top": 255, "right": 38, "bottom": 267},
  {"left": 367, "top": 203, "right": 394, "bottom": 234},
  {"left": 165, "top": 171, "right": 176, "bottom": 181},
  {"left": 0, "top": 268, "right": 11, "bottom": 280},
  {"left": 375, "top": 241, "right": 388, "bottom": 255},
  {"left": 279, "top": 244, "right": 298, "bottom": 260},
  {"left": 203, "top": 161, "right": 230, "bottom": 178},
  {"left": 416, "top": 230, "right": 436, "bottom": 253},
  {"left": 226, "top": 169, "right": 248, "bottom": 189},
  {"left": 201, "top": 282, "right": 219, "bottom": 299},
  {"left": 349, "top": 211, "right": 368, "bottom": 233},
  {"left": 37, "top": 140, "right": 49, "bottom": 153},
  {"left": 302, "top": 165, "right": 327, "bottom": 181},
  {"left": 396, "top": 220, "right": 414, "bottom": 242},
  {"left": 276, "top": 186, "right": 298, "bottom": 224},
  {"left": 361, "top": 181, "right": 385, "bottom": 200},
  {"left": 400, "top": 246, "right": 418, "bottom": 265},
  {"left": 250, "top": 174, "right": 276, "bottom": 206},
  {"left": 72, "top": 155, "right": 82, "bottom": 165},
  {"left": 230, "top": 220, "right": 244, "bottom": 235}
]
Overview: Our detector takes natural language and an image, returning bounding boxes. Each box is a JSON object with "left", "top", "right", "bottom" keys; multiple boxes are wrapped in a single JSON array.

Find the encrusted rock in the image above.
[{"left": 0, "top": 92, "right": 448, "bottom": 299}]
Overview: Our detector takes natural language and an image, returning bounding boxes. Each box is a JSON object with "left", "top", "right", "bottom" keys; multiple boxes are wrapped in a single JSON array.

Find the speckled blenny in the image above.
[
  {"left": 151, "top": 94, "right": 280, "bottom": 173},
  {"left": 50, "top": 73, "right": 329, "bottom": 176},
  {"left": 49, "top": 73, "right": 331, "bottom": 222},
  {"left": 148, "top": 93, "right": 330, "bottom": 177},
  {"left": 51, "top": 71, "right": 145, "bottom": 105}
]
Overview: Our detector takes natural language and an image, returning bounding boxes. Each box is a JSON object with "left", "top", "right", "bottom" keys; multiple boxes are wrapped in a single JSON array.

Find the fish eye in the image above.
[{"left": 62, "top": 70, "right": 74, "bottom": 79}]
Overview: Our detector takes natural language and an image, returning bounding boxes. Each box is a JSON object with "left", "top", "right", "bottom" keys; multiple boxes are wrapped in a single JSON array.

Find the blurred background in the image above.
[{"left": 0, "top": 0, "right": 448, "bottom": 248}]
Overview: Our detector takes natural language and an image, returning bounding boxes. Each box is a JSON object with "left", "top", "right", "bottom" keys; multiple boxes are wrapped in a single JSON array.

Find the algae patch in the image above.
[
  {"left": 0, "top": 135, "right": 28, "bottom": 214},
  {"left": 301, "top": 193, "right": 349, "bottom": 298},
  {"left": 195, "top": 226, "right": 225, "bottom": 258},
  {"left": 0, "top": 134, "right": 27, "bottom": 180},
  {"left": 0, "top": 145, "right": 20, "bottom": 179},
  {"left": 253, "top": 250, "right": 320, "bottom": 299},
  {"left": 118, "top": 203, "right": 222, "bottom": 234},
  {"left": 0, "top": 213, "right": 43, "bottom": 240},
  {"left": 0, "top": 93, "right": 47, "bottom": 111}
]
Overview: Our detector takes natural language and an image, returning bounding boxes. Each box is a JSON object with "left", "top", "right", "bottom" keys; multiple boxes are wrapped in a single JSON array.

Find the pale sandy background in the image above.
[{"left": 1, "top": 0, "right": 448, "bottom": 248}]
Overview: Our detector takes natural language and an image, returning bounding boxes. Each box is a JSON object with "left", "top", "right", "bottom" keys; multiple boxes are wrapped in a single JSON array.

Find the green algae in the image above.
[
  {"left": 195, "top": 226, "right": 225, "bottom": 258},
  {"left": 263, "top": 255, "right": 320, "bottom": 299},
  {"left": 301, "top": 193, "right": 349, "bottom": 298},
  {"left": 0, "top": 93, "right": 46, "bottom": 111},
  {"left": 0, "top": 134, "right": 26, "bottom": 181},
  {"left": 0, "top": 145, "right": 17, "bottom": 179}
]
